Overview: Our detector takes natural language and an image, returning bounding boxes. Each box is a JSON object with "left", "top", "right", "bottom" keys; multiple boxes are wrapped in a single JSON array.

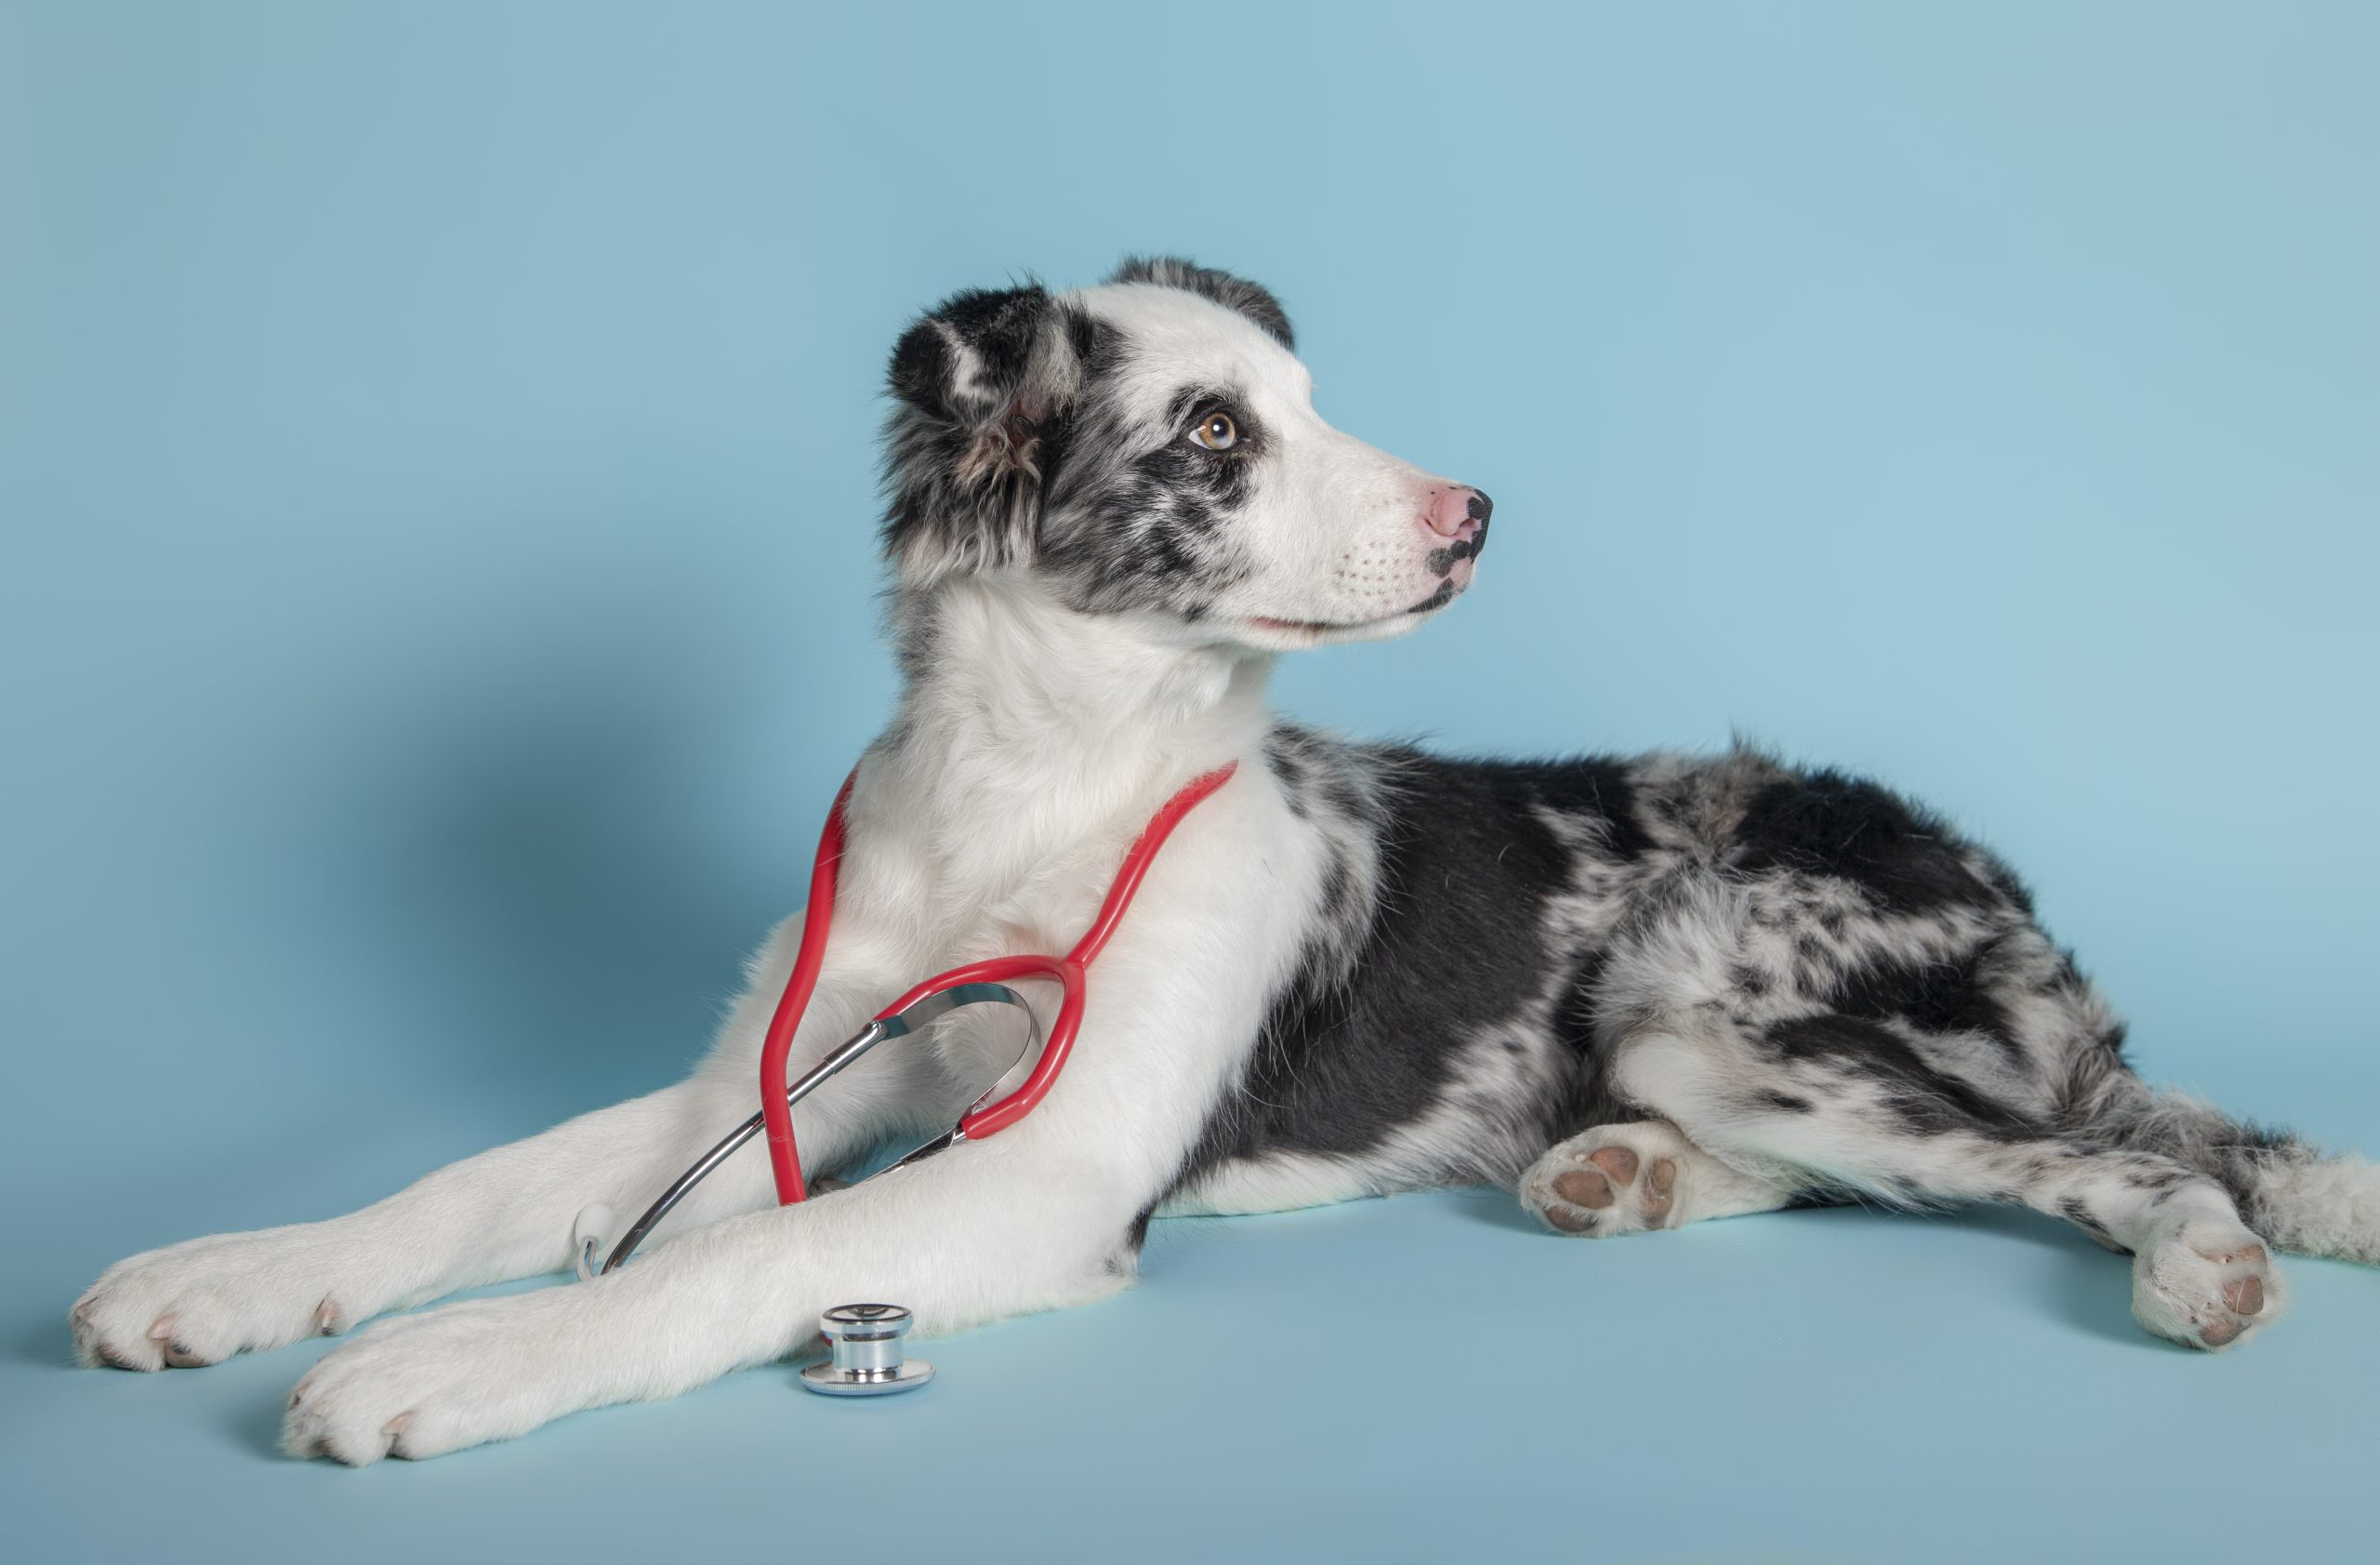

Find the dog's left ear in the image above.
[{"left": 880, "top": 283, "right": 1083, "bottom": 583}]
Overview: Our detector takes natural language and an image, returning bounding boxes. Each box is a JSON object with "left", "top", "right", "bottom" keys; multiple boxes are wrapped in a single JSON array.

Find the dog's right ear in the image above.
[{"left": 880, "top": 283, "right": 1083, "bottom": 583}]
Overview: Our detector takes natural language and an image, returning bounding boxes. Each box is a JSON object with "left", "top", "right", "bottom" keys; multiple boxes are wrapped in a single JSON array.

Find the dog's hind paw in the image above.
[
  {"left": 2132, "top": 1218, "right": 2284, "bottom": 1351},
  {"left": 1519, "top": 1121, "right": 1789, "bottom": 1238}
]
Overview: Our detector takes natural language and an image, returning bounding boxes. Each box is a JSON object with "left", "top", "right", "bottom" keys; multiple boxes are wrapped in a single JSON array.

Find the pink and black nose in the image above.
[{"left": 1424, "top": 486, "right": 1491, "bottom": 569}]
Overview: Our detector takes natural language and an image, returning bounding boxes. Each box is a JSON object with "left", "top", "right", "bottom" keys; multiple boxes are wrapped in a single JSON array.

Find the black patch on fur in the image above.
[
  {"left": 1109, "top": 255, "right": 1295, "bottom": 349},
  {"left": 1267, "top": 723, "right": 1368, "bottom": 820},
  {"left": 1553, "top": 949, "right": 1614, "bottom": 1055},
  {"left": 1525, "top": 756, "right": 1657, "bottom": 859},
  {"left": 889, "top": 286, "right": 1046, "bottom": 412},
  {"left": 1765, "top": 1014, "right": 2041, "bottom": 1142},
  {"left": 1544, "top": 951, "right": 1632, "bottom": 1137},
  {"left": 1827, "top": 938, "right": 2022, "bottom": 1067},
  {"left": 1266, "top": 731, "right": 1312, "bottom": 816},
  {"left": 1170, "top": 746, "right": 1684, "bottom": 1195},
  {"left": 1974, "top": 847, "right": 2040, "bottom": 920},
  {"left": 880, "top": 282, "right": 1082, "bottom": 578},
  {"left": 1036, "top": 339, "right": 1263, "bottom": 618},
  {"left": 1170, "top": 751, "right": 1584, "bottom": 1187},
  {"left": 1527, "top": 756, "right": 1659, "bottom": 1120},
  {"left": 1733, "top": 769, "right": 2008, "bottom": 917}
]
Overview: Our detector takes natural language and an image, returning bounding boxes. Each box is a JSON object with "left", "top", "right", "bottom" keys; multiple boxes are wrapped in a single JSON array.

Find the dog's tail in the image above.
[{"left": 2090, "top": 1082, "right": 2380, "bottom": 1263}]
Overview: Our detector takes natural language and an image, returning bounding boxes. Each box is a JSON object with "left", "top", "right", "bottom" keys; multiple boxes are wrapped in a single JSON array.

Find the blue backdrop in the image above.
[{"left": 5, "top": 4, "right": 2375, "bottom": 1561}]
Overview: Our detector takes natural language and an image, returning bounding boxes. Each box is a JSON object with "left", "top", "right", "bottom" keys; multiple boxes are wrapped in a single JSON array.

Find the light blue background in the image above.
[{"left": 5, "top": 3, "right": 2376, "bottom": 1561}]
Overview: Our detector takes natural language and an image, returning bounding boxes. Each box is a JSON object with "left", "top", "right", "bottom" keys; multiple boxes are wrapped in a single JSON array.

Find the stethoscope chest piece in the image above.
[{"left": 799, "top": 1304, "right": 934, "bottom": 1397}]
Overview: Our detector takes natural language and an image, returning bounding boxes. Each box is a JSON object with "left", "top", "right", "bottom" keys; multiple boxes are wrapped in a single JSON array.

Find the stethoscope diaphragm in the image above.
[{"left": 798, "top": 1303, "right": 934, "bottom": 1397}]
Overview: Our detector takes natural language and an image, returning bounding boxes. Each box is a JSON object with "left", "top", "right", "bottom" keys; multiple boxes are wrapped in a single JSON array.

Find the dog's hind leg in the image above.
[
  {"left": 1586, "top": 1007, "right": 2284, "bottom": 1351},
  {"left": 2065, "top": 1054, "right": 2380, "bottom": 1267}
]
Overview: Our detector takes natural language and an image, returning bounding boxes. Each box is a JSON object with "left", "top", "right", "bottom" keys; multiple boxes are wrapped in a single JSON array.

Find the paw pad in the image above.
[
  {"left": 1588, "top": 1147, "right": 1639, "bottom": 1183},
  {"left": 1541, "top": 1203, "right": 1594, "bottom": 1233},
  {"left": 1642, "top": 1159, "right": 1677, "bottom": 1224},
  {"left": 1554, "top": 1170, "right": 1615, "bottom": 1209}
]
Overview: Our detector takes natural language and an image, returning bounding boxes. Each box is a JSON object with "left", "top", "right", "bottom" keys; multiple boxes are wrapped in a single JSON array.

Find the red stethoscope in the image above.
[{"left": 575, "top": 759, "right": 1237, "bottom": 1280}]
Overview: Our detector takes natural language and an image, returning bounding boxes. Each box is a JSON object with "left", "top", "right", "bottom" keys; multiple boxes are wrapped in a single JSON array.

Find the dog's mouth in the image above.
[
  {"left": 1249, "top": 613, "right": 1393, "bottom": 635},
  {"left": 1248, "top": 571, "right": 1473, "bottom": 642}
]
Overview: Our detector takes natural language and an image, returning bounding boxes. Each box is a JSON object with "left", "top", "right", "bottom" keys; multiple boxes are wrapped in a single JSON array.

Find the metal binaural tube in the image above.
[
  {"left": 581, "top": 984, "right": 1038, "bottom": 1278},
  {"left": 588, "top": 1017, "right": 890, "bottom": 1276}
]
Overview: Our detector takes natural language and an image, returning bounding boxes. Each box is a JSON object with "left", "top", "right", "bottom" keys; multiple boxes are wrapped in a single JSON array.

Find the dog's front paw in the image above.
[
  {"left": 73, "top": 1225, "right": 382, "bottom": 1372},
  {"left": 284, "top": 1290, "right": 593, "bottom": 1464}
]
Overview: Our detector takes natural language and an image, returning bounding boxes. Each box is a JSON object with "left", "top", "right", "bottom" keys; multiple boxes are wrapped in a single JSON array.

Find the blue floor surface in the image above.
[{"left": 10, "top": 1091, "right": 2377, "bottom": 1565}]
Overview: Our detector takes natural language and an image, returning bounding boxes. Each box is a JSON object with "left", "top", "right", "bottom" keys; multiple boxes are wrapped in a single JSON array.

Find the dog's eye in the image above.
[{"left": 1187, "top": 412, "right": 1238, "bottom": 452}]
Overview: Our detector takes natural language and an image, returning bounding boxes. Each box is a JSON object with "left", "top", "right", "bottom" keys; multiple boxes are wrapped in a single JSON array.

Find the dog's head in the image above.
[{"left": 880, "top": 257, "right": 1488, "bottom": 652}]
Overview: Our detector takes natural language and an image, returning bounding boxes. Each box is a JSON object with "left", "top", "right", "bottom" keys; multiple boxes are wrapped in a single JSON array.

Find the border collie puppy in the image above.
[{"left": 74, "top": 258, "right": 2379, "bottom": 1462}]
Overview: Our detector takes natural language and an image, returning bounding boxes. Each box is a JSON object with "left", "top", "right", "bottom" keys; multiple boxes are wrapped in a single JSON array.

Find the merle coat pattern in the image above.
[{"left": 72, "top": 258, "right": 2377, "bottom": 1462}]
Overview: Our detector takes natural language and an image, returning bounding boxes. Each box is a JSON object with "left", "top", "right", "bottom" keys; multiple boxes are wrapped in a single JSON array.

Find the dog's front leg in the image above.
[
  {"left": 73, "top": 931, "right": 919, "bottom": 1372},
  {"left": 280, "top": 1123, "right": 1158, "bottom": 1462},
  {"left": 72, "top": 1080, "right": 722, "bottom": 1372},
  {"left": 282, "top": 796, "right": 1293, "bottom": 1462}
]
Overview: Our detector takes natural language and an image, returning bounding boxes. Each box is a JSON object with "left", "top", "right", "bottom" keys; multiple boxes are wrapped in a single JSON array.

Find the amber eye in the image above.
[{"left": 1188, "top": 411, "right": 1238, "bottom": 451}]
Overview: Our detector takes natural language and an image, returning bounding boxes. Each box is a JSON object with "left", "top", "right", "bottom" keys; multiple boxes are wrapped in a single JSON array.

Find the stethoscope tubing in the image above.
[
  {"left": 758, "top": 761, "right": 1237, "bottom": 1205},
  {"left": 581, "top": 760, "right": 1237, "bottom": 1281},
  {"left": 587, "top": 981, "right": 1038, "bottom": 1277}
]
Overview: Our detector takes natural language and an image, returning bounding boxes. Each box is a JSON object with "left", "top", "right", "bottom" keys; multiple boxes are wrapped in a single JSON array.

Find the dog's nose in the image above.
[{"left": 1425, "top": 486, "right": 1491, "bottom": 543}]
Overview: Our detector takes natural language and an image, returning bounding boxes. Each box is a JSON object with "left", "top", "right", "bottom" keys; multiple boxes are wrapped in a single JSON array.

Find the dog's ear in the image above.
[
  {"left": 880, "top": 283, "right": 1083, "bottom": 583},
  {"left": 1109, "top": 256, "right": 1294, "bottom": 351}
]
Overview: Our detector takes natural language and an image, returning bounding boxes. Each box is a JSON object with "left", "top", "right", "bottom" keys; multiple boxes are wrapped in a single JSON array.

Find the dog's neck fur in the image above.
[{"left": 844, "top": 572, "right": 1272, "bottom": 950}]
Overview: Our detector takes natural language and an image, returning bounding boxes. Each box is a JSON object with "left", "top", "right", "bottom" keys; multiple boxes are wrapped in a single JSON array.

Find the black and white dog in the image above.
[{"left": 75, "top": 258, "right": 2379, "bottom": 1462}]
